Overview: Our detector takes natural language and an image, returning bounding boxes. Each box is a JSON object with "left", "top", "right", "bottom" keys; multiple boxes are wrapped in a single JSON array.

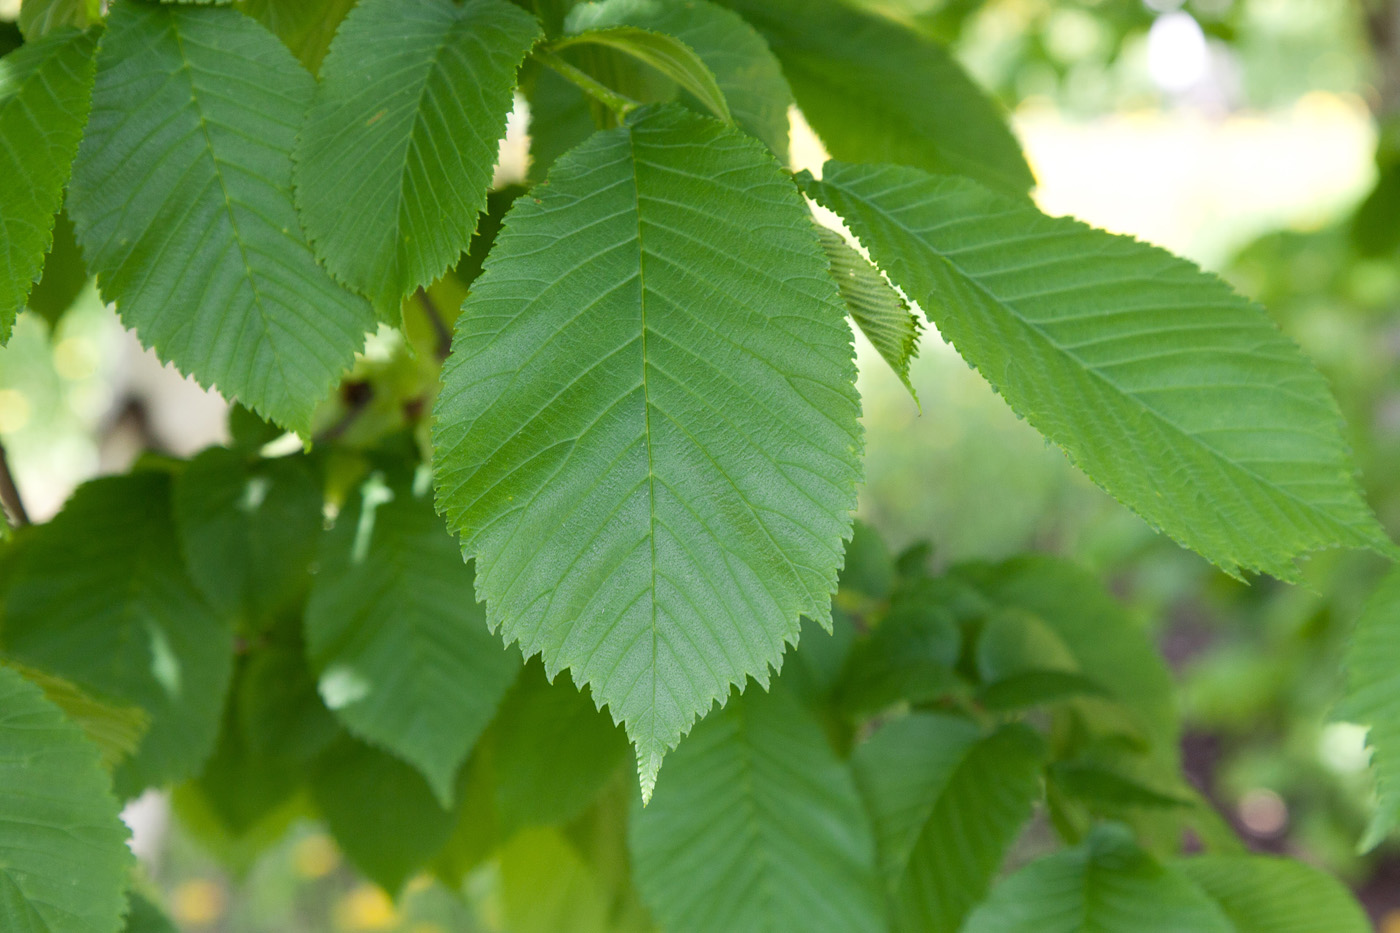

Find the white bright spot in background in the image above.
[
  {"left": 1148, "top": 12, "right": 1210, "bottom": 93},
  {"left": 1319, "top": 721, "right": 1372, "bottom": 775}
]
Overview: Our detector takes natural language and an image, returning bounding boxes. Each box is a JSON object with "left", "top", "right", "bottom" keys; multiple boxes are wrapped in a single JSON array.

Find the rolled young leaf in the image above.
[
  {"left": 804, "top": 161, "right": 1392, "bottom": 581},
  {"left": 433, "top": 104, "right": 862, "bottom": 798}
]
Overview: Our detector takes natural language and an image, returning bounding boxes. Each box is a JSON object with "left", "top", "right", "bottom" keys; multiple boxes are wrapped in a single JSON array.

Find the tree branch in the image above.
[{"left": 0, "top": 440, "right": 30, "bottom": 527}]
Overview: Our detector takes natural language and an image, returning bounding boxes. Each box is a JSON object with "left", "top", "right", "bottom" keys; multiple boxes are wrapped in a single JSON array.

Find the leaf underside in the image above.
[
  {"left": 804, "top": 161, "right": 1391, "bottom": 581},
  {"left": 0, "top": 27, "right": 96, "bottom": 344},
  {"left": 68, "top": 2, "right": 375, "bottom": 434},
  {"left": 0, "top": 666, "right": 132, "bottom": 933},
  {"left": 630, "top": 686, "right": 884, "bottom": 933},
  {"left": 814, "top": 223, "right": 921, "bottom": 399},
  {"left": 433, "top": 105, "right": 862, "bottom": 797},
  {"left": 294, "top": 0, "right": 541, "bottom": 315}
]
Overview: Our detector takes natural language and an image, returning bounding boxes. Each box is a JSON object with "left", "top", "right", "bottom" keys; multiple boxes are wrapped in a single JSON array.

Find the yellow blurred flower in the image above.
[
  {"left": 335, "top": 884, "right": 399, "bottom": 931},
  {"left": 170, "top": 879, "right": 226, "bottom": 928}
]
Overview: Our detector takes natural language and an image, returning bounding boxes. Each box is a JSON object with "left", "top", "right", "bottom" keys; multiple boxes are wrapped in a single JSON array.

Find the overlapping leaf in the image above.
[
  {"left": 853, "top": 715, "right": 1045, "bottom": 933},
  {"left": 566, "top": 0, "right": 792, "bottom": 157},
  {"left": 815, "top": 224, "right": 920, "bottom": 398},
  {"left": 717, "top": 0, "right": 1032, "bottom": 194},
  {"left": 432, "top": 105, "right": 862, "bottom": 796},
  {"left": 68, "top": 1, "right": 375, "bottom": 434},
  {"left": 304, "top": 469, "right": 520, "bottom": 807},
  {"left": 0, "top": 472, "right": 234, "bottom": 797},
  {"left": 630, "top": 686, "right": 884, "bottom": 933},
  {"left": 0, "top": 666, "right": 132, "bottom": 933},
  {"left": 0, "top": 27, "right": 95, "bottom": 344},
  {"left": 236, "top": 0, "right": 357, "bottom": 75},
  {"left": 294, "top": 0, "right": 540, "bottom": 315},
  {"left": 552, "top": 26, "right": 732, "bottom": 123},
  {"left": 963, "top": 825, "right": 1232, "bottom": 933},
  {"left": 17, "top": 0, "right": 100, "bottom": 39},
  {"left": 804, "top": 162, "right": 1391, "bottom": 580}
]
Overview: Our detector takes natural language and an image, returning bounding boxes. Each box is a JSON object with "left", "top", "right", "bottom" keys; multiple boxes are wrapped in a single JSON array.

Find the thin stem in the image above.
[
  {"left": 416, "top": 288, "right": 453, "bottom": 361},
  {"left": 535, "top": 50, "right": 640, "bottom": 121},
  {"left": 0, "top": 440, "right": 29, "bottom": 527}
]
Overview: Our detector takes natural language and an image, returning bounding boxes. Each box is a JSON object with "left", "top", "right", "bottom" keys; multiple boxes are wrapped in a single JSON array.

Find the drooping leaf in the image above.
[
  {"left": 7, "top": 663, "right": 150, "bottom": 772},
  {"left": 305, "top": 467, "right": 520, "bottom": 807},
  {"left": 717, "top": 0, "right": 1031, "bottom": 194},
  {"left": 1338, "top": 564, "right": 1400, "bottom": 846},
  {"left": 551, "top": 25, "right": 731, "bottom": 123},
  {"left": 0, "top": 665, "right": 132, "bottom": 933},
  {"left": 492, "top": 661, "right": 630, "bottom": 831},
  {"left": 1174, "top": 855, "right": 1371, "bottom": 933},
  {"left": 309, "top": 736, "right": 459, "bottom": 894},
  {"left": 0, "top": 27, "right": 95, "bottom": 345},
  {"left": 566, "top": 0, "right": 792, "bottom": 158},
  {"left": 804, "top": 162, "right": 1391, "bottom": 581},
  {"left": 293, "top": 0, "right": 541, "bottom": 315},
  {"left": 853, "top": 714, "right": 1045, "bottom": 933},
  {"left": 68, "top": 1, "right": 375, "bottom": 434},
  {"left": 1, "top": 472, "right": 234, "bottom": 797},
  {"left": 814, "top": 224, "right": 920, "bottom": 400},
  {"left": 630, "top": 685, "right": 884, "bottom": 933},
  {"left": 173, "top": 448, "right": 324, "bottom": 630},
  {"left": 432, "top": 104, "right": 862, "bottom": 796},
  {"left": 17, "top": 0, "right": 100, "bottom": 39},
  {"left": 235, "top": 0, "right": 357, "bottom": 75},
  {"left": 962, "top": 824, "right": 1232, "bottom": 933}
]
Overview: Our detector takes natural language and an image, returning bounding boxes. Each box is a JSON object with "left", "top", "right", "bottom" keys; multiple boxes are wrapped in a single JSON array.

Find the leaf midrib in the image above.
[{"left": 168, "top": 17, "right": 295, "bottom": 408}]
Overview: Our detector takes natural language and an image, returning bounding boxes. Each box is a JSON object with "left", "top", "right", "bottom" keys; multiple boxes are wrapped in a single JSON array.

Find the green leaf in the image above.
[
  {"left": 310, "top": 736, "right": 459, "bottom": 894},
  {"left": 853, "top": 715, "right": 1045, "bottom": 933},
  {"left": 952, "top": 556, "right": 1178, "bottom": 750},
  {"left": 1339, "top": 564, "right": 1400, "bottom": 847},
  {"left": 499, "top": 827, "right": 614, "bottom": 933},
  {"left": 838, "top": 580, "right": 962, "bottom": 717},
  {"left": 1, "top": 472, "right": 234, "bottom": 797},
  {"left": 235, "top": 0, "right": 357, "bottom": 75},
  {"left": 630, "top": 685, "right": 884, "bottom": 933},
  {"left": 0, "top": 27, "right": 96, "bottom": 345},
  {"left": 1173, "top": 855, "right": 1371, "bottom": 933},
  {"left": 293, "top": 0, "right": 541, "bottom": 315},
  {"left": 717, "top": 0, "right": 1031, "bottom": 194},
  {"left": 305, "top": 468, "right": 520, "bottom": 807},
  {"left": 805, "top": 162, "right": 1391, "bottom": 581},
  {"left": 173, "top": 448, "right": 324, "bottom": 629},
  {"left": 0, "top": 665, "right": 132, "bottom": 933},
  {"left": 552, "top": 25, "right": 732, "bottom": 123},
  {"left": 26, "top": 208, "right": 90, "bottom": 328},
  {"left": 432, "top": 104, "right": 862, "bottom": 797},
  {"left": 68, "top": 1, "right": 375, "bottom": 434},
  {"left": 565, "top": 0, "right": 792, "bottom": 159},
  {"left": 492, "top": 661, "right": 629, "bottom": 831},
  {"left": 525, "top": 64, "right": 599, "bottom": 182},
  {"left": 17, "top": 0, "right": 100, "bottom": 39},
  {"left": 6, "top": 663, "right": 150, "bottom": 772},
  {"left": 963, "top": 824, "right": 1232, "bottom": 933},
  {"left": 1050, "top": 761, "right": 1190, "bottom": 812},
  {"left": 815, "top": 224, "right": 920, "bottom": 400},
  {"left": 121, "top": 893, "right": 178, "bottom": 933},
  {"left": 839, "top": 519, "right": 896, "bottom": 600}
]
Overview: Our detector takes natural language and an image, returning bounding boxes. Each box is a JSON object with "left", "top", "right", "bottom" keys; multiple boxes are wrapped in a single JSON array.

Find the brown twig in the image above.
[
  {"left": 0, "top": 440, "right": 30, "bottom": 527},
  {"left": 314, "top": 380, "right": 374, "bottom": 445},
  {"left": 416, "top": 289, "right": 453, "bottom": 361}
]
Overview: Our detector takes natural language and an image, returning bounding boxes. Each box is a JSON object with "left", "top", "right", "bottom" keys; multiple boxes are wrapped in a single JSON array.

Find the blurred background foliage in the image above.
[{"left": 7, "top": 0, "right": 1400, "bottom": 928}]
